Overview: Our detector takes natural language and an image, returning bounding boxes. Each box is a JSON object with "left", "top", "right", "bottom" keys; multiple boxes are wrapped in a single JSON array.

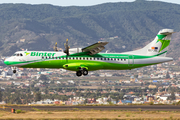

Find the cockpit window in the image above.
[{"left": 13, "top": 53, "right": 23, "bottom": 57}]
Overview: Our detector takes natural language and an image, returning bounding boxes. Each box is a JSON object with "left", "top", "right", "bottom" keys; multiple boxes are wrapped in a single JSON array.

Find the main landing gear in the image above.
[{"left": 76, "top": 68, "right": 88, "bottom": 77}]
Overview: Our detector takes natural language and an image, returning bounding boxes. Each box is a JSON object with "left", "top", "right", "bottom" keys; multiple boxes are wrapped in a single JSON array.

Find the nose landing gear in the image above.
[
  {"left": 12, "top": 67, "right": 17, "bottom": 74},
  {"left": 13, "top": 70, "right": 17, "bottom": 74}
]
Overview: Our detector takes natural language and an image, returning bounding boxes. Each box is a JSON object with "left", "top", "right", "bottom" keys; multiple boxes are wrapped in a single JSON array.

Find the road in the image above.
[{"left": 0, "top": 105, "right": 180, "bottom": 111}]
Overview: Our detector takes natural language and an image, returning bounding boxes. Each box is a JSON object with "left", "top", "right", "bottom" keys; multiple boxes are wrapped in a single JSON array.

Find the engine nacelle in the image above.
[{"left": 69, "top": 48, "right": 82, "bottom": 54}]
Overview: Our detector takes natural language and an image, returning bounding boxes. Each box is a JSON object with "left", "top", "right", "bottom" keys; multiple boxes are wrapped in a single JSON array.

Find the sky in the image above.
[{"left": 0, "top": 0, "right": 179, "bottom": 6}]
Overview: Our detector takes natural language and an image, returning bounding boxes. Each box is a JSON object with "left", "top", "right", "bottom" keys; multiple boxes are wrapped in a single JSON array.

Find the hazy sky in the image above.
[{"left": 0, "top": 0, "right": 179, "bottom": 6}]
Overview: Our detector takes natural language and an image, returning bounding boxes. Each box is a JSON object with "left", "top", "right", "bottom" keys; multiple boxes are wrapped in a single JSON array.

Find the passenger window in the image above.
[
  {"left": 111, "top": 58, "right": 113, "bottom": 61},
  {"left": 97, "top": 58, "right": 99, "bottom": 60},
  {"left": 114, "top": 58, "right": 116, "bottom": 61},
  {"left": 101, "top": 58, "right": 103, "bottom": 60},
  {"left": 90, "top": 58, "right": 92, "bottom": 60},
  {"left": 121, "top": 58, "right": 123, "bottom": 61},
  {"left": 17, "top": 54, "right": 20, "bottom": 56},
  {"left": 42, "top": 57, "right": 44, "bottom": 59},
  {"left": 52, "top": 57, "right": 54, "bottom": 59},
  {"left": 62, "top": 57, "right": 64, "bottom": 59},
  {"left": 69, "top": 57, "right": 71, "bottom": 59},
  {"left": 83, "top": 58, "right": 85, "bottom": 60},
  {"left": 104, "top": 58, "right": 106, "bottom": 60},
  {"left": 124, "top": 59, "right": 126, "bottom": 61},
  {"left": 107, "top": 58, "right": 109, "bottom": 60}
]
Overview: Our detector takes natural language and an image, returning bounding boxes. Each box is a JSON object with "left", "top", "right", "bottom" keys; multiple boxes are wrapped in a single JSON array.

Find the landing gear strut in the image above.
[
  {"left": 12, "top": 67, "right": 17, "bottom": 74},
  {"left": 76, "top": 68, "right": 88, "bottom": 77}
]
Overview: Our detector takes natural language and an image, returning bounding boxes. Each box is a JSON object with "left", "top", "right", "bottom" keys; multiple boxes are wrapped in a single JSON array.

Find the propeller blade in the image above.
[
  {"left": 64, "top": 39, "right": 70, "bottom": 62},
  {"left": 54, "top": 42, "right": 58, "bottom": 51}
]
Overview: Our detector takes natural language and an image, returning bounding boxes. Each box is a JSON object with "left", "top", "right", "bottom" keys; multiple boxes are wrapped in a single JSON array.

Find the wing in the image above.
[{"left": 82, "top": 41, "right": 108, "bottom": 55}]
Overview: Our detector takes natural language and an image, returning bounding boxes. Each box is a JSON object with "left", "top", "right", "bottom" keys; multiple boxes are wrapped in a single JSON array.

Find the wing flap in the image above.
[{"left": 82, "top": 41, "right": 108, "bottom": 55}]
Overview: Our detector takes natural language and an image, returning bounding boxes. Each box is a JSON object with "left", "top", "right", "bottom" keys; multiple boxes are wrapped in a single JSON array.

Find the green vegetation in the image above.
[
  {"left": 35, "top": 92, "right": 41, "bottom": 102},
  {"left": 0, "top": 90, "right": 2, "bottom": 102},
  {"left": 0, "top": 1, "right": 180, "bottom": 59},
  {"left": 2, "top": 84, "right": 180, "bottom": 104},
  {"left": 47, "top": 112, "right": 53, "bottom": 114},
  {"left": 33, "top": 108, "right": 41, "bottom": 111},
  {"left": 0, "top": 110, "right": 180, "bottom": 119},
  {"left": 126, "top": 113, "right": 130, "bottom": 117},
  {"left": 16, "top": 109, "right": 26, "bottom": 114}
]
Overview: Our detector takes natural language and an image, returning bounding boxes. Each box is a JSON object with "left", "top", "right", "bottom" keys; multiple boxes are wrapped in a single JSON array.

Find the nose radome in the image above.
[{"left": 4, "top": 60, "right": 10, "bottom": 65}]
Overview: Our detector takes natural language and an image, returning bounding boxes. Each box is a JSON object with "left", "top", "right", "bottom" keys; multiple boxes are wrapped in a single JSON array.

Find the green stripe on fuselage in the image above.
[{"left": 20, "top": 59, "right": 158, "bottom": 71}]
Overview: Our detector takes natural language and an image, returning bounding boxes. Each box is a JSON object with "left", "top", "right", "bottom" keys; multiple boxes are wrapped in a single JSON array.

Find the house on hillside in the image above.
[{"left": 117, "top": 100, "right": 132, "bottom": 104}]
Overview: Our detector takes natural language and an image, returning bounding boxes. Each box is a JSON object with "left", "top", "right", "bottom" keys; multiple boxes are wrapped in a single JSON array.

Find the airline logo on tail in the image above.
[
  {"left": 157, "top": 34, "right": 170, "bottom": 52},
  {"left": 158, "top": 39, "right": 170, "bottom": 52},
  {"left": 148, "top": 47, "right": 158, "bottom": 52},
  {"left": 151, "top": 47, "right": 158, "bottom": 50}
]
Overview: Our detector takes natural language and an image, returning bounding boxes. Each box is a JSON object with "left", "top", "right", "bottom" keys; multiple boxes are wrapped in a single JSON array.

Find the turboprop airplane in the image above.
[{"left": 4, "top": 29, "right": 174, "bottom": 77}]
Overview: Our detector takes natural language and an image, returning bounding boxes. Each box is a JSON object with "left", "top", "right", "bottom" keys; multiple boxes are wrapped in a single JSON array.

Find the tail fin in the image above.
[
  {"left": 127, "top": 29, "right": 174, "bottom": 57},
  {"left": 146, "top": 29, "right": 174, "bottom": 56}
]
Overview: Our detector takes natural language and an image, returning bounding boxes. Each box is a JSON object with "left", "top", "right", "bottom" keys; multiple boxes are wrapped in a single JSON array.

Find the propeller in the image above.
[
  {"left": 64, "top": 39, "right": 70, "bottom": 62},
  {"left": 53, "top": 42, "right": 58, "bottom": 51}
]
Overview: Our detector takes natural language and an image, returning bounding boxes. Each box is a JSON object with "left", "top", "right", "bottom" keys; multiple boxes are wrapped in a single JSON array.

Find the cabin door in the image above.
[{"left": 128, "top": 55, "right": 134, "bottom": 67}]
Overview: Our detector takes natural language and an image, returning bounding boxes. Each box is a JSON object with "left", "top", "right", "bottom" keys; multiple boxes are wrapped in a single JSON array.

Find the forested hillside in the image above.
[{"left": 0, "top": 0, "right": 180, "bottom": 59}]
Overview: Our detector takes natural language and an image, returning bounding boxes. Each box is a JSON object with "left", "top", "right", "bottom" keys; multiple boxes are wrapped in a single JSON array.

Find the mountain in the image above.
[{"left": 0, "top": 0, "right": 180, "bottom": 59}]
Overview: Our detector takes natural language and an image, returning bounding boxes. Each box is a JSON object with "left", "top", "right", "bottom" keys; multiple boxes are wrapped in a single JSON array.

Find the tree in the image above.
[
  {"left": 45, "top": 87, "right": 48, "bottom": 94},
  {"left": 166, "top": 72, "right": 170, "bottom": 79},
  {"left": 35, "top": 92, "right": 41, "bottom": 102},
  {"left": 0, "top": 90, "right": 2, "bottom": 102},
  {"left": 134, "top": 75, "right": 138, "bottom": 78},
  {"left": 169, "top": 89, "right": 176, "bottom": 101},
  {"left": 38, "top": 74, "right": 49, "bottom": 81},
  {"left": 84, "top": 99, "right": 88, "bottom": 104}
]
